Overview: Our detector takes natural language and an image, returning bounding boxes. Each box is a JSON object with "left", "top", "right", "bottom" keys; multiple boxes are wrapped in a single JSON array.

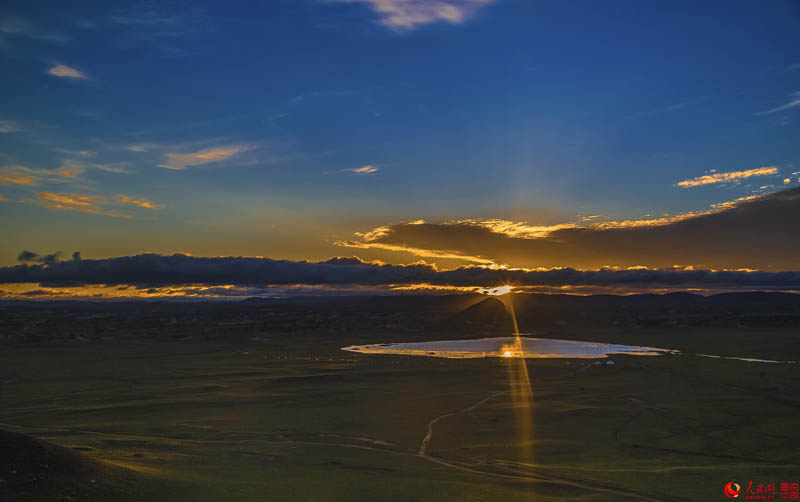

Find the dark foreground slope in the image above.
[{"left": 0, "top": 429, "right": 151, "bottom": 502}]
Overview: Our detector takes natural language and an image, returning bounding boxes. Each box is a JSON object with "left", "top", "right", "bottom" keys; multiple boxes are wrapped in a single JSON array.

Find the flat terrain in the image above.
[{"left": 1, "top": 294, "right": 799, "bottom": 501}]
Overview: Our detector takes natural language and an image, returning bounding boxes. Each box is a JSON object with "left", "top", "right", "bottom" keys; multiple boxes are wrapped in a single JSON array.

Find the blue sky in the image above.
[{"left": 1, "top": 0, "right": 799, "bottom": 272}]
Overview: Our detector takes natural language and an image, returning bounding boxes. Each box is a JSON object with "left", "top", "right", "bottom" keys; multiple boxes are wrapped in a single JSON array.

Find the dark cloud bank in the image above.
[
  {"left": 2, "top": 253, "right": 799, "bottom": 291},
  {"left": 347, "top": 187, "right": 800, "bottom": 271},
  {"left": 4, "top": 187, "right": 799, "bottom": 294}
]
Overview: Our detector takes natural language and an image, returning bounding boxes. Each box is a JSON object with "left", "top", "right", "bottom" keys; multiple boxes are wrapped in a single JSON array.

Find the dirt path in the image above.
[
  {"left": 414, "top": 392, "right": 679, "bottom": 502},
  {"left": 2, "top": 407, "right": 682, "bottom": 502},
  {"left": 418, "top": 391, "right": 502, "bottom": 456}
]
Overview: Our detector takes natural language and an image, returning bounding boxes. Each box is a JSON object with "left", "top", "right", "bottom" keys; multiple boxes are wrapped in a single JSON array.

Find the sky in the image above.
[{"left": 1, "top": 0, "right": 799, "bottom": 298}]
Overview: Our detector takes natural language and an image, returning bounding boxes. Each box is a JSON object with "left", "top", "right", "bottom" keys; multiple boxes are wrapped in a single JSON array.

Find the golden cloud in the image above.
[
  {"left": 0, "top": 173, "right": 36, "bottom": 185},
  {"left": 161, "top": 146, "right": 244, "bottom": 170},
  {"left": 341, "top": 240, "right": 495, "bottom": 265},
  {"left": 48, "top": 64, "right": 87, "bottom": 79},
  {"left": 336, "top": 0, "right": 497, "bottom": 31},
  {"left": 117, "top": 194, "right": 163, "bottom": 209},
  {"left": 454, "top": 219, "right": 578, "bottom": 238},
  {"left": 677, "top": 167, "right": 778, "bottom": 187},
  {"left": 352, "top": 165, "right": 378, "bottom": 174},
  {"left": 36, "top": 192, "right": 130, "bottom": 218},
  {"left": 56, "top": 166, "right": 82, "bottom": 178}
]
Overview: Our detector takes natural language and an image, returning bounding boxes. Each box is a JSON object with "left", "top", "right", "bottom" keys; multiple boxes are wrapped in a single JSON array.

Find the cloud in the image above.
[
  {"left": 17, "top": 250, "right": 39, "bottom": 262},
  {"left": 94, "top": 164, "right": 129, "bottom": 174},
  {"left": 352, "top": 164, "right": 378, "bottom": 174},
  {"left": 1, "top": 253, "right": 799, "bottom": 294},
  {"left": 0, "top": 17, "right": 68, "bottom": 43},
  {"left": 451, "top": 219, "right": 577, "bottom": 238},
  {"left": 107, "top": 2, "right": 215, "bottom": 58},
  {"left": 48, "top": 64, "right": 87, "bottom": 79},
  {"left": 343, "top": 240, "right": 496, "bottom": 265},
  {"left": 60, "top": 159, "right": 128, "bottom": 175},
  {"left": 625, "top": 100, "right": 700, "bottom": 120},
  {"left": 109, "top": 3, "right": 212, "bottom": 35},
  {"left": 160, "top": 146, "right": 245, "bottom": 170},
  {"left": 36, "top": 192, "right": 102, "bottom": 212},
  {"left": 0, "top": 120, "right": 22, "bottom": 133},
  {"left": 16, "top": 250, "right": 63, "bottom": 265},
  {"left": 0, "top": 172, "right": 37, "bottom": 185},
  {"left": 758, "top": 92, "right": 800, "bottom": 115},
  {"left": 127, "top": 144, "right": 150, "bottom": 152},
  {"left": 56, "top": 166, "right": 83, "bottom": 178},
  {"left": 339, "top": 187, "right": 800, "bottom": 271},
  {"left": 676, "top": 166, "right": 778, "bottom": 187},
  {"left": 35, "top": 192, "right": 131, "bottom": 218},
  {"left": 0, "top": 194, "right": 5, "bottom": 202},
  {"left": 117, "top": 195, "right": 163, "bottom": 209},
  {"left": 334, "top": 0, "right": 497, "bottom": 31},
  {"left": 0, "top": 165, "right": 86, "bottom": 184}
]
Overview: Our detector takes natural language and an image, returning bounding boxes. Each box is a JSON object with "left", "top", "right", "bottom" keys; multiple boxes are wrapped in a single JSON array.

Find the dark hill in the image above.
[
  {"left": 0, "top": 429, "right": 143, "bottom": 502},
  {"left": 443, "top": 297, "right": 513, "bottom": 332}
]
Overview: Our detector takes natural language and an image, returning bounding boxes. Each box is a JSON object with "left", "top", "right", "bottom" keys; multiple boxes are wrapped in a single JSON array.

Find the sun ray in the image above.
[{"left": 481, "top": 287, "right": 535, "bottom": 466}]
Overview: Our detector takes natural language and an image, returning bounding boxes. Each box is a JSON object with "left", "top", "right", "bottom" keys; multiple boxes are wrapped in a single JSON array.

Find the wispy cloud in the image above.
[
  {"left": 0, "top": 173, "right": 37, "bottom": 185},
  {"left": 334, "top": 0, "right": 497, "bottom": 31},
  {"left": 0, "top": 194, "right": 5, "bottom": 202},
  {"left": 676, "top": 166, "right": 778, "bottom": 188},
  {"left": 625, "top": 99, "right": 700, "bottom": 120},
  {"left": 118, "top": 194, "right": 163, "bottom": 209},
  {"left": 0, "top": 120, "right": 22, "bottom": 133},
  {"left": 453, "top": 219, "right": 577, "bottom": 238},
  {"left": 160, "top": 146, "right": 245, "bottom": 170},
  {"left": 351, "top": 164, "right": 378, "bottom": 174},
  {"left": 48, "top": 64, "right": 87, "bottom": 79},
  {"left": 94, "top": 164, "right": 129, "bottom": 174},
  {"left": 35, "top": 192, "right": 130, "bottom": 218},
  {"left": 127, "top": 144, "right": 151, "bottom": 152},
  {"left": 108, "top": 2, "right": 214, "bottom": 58},
  {"left": 56, "top": 167, "right": 81, "bottom": 178},
  {"left": 757, "top": 91, "right": 800, "bottom": 115},
  {"left": 0, "top": 17, "right": 69, "bottom": 43},
  {"left": 109, "top": 1, "right": 209, "bottom": 33},
  {"left": 290, "top": 87, "right": 375, "bottom": 104},
  {"left": 0, "top": 165, "right": 82, "bottom": 185},
  {"left": 58, "top": 158, "right": 128, "bottom": 176}
]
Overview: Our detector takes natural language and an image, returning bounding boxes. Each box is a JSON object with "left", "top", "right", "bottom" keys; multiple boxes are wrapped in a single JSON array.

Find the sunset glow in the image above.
[
  {"left": 1, "top": 3, "right": 797, "bottom": 501},
  {"left": 480, "top": 285, "right": 513, "bottom": 296}
]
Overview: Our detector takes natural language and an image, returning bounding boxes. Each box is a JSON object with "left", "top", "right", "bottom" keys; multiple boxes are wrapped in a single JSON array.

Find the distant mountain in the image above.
[{"left": 442, "top": 297, "right": 514, "bottom": 331}]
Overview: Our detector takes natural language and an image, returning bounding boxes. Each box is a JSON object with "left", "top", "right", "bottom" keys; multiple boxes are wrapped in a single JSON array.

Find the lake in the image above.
[{"left": 342, "top": 336, "right": 678, "bottom": 359}]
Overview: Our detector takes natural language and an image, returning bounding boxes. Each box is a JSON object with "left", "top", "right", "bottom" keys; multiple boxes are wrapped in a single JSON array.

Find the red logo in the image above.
[{"left": 725, "top": 482, "right": 741, "bottom": 498}]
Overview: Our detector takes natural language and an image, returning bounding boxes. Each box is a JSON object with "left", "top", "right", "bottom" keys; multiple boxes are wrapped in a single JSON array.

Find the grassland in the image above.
[{"left": 1, "top": 296, "right": 799, "bottom": 501}]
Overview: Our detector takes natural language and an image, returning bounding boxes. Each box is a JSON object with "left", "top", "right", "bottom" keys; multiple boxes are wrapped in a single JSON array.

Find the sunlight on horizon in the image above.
[{"left": 479, "top": 285, "right": 514, "bottom": 296}]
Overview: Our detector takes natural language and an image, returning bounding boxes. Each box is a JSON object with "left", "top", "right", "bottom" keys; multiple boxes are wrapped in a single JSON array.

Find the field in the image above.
[{"left": 1, "top": 295, "right": 799, "bottom": 501}]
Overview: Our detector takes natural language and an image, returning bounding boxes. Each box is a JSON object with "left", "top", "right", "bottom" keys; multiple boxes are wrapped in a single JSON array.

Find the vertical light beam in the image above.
[{"left": 497, "top": 290, "right": 534, "bottom": 467}]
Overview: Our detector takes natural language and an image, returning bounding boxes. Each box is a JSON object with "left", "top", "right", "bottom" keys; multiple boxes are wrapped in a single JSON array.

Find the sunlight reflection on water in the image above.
[{"left": 342, "top": 336, "right": 677, "bottom": 359}]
